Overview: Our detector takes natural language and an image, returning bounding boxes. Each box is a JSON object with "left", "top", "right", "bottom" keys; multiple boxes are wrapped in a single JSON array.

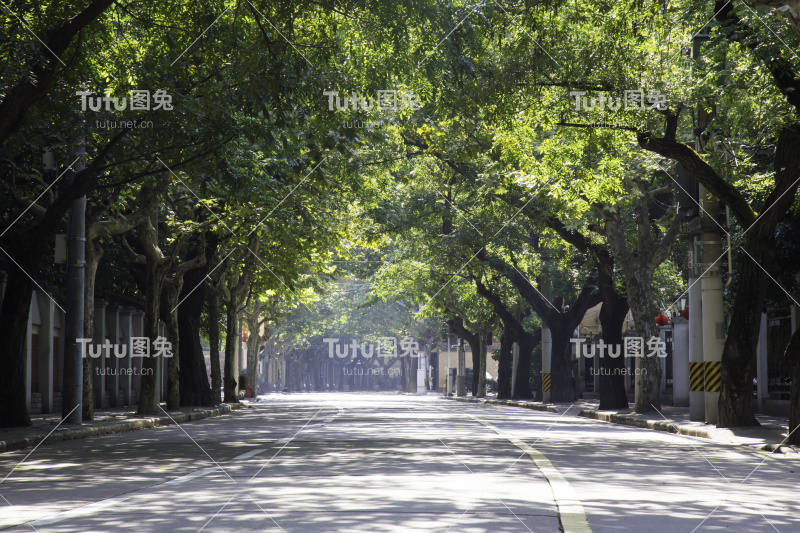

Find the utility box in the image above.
[
  {"left": 54, "top": 234, "right": 68, "bottom": 264},
  {"left": 674, "top": 162, "right": 699, "bottom": 218}
]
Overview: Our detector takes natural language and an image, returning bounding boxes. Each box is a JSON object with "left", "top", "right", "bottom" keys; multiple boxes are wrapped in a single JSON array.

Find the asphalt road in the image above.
[{"left": 0, "top": 393, "right": 798, "bottom": 532}]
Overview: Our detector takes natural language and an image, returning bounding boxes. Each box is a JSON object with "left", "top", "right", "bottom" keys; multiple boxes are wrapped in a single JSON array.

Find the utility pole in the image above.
[
  {"left": 541, "top": 274, "right": 552, "bottom": 402},
  {"left": 690, "top": 29, "right": 725, "bottom": 425},
  {"left": 688, "top": 239, "right": 705, "bottom": 421},
  {"left": 511, "top": 301, "right": 520, "bottom": 396},
  {"left": 62, "top": 139, "right": 86, "bottom": 423},
  {"left": 699, "top": 185, "right": 724, "bottom": 424},
  {"left": 456, "top": 338, "right": 466, "bottom": 396}
]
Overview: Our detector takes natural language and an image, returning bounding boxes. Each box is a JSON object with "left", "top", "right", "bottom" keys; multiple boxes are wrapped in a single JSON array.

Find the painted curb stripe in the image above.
[
  {"left": 469, "top": 414, "right": 593, "bottom": 533},
  {"left": 704, "top": 361, "right": 721, "bottom": 393},
  {"left": 689, "top": 362, "right": 705, "bottom": 392}
]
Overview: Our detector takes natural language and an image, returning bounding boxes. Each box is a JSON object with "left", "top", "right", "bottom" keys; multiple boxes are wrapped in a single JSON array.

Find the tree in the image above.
[
  {"left": 472, "top": 273, "right": 541, "bottom": 399},
  {"left": 591, "top": 177, "right": 682, "bottom": 412}
]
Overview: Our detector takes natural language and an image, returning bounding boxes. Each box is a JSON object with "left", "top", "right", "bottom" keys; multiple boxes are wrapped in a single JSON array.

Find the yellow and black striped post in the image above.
[
  {"left": 542, "top": 372, "right": 551, "bottom": 393},
  {"left": 704, "top": 361, "right": 721, "bottom": 393},
  {"left": 689, "top": 362, "right": 705, "bottom": 392}
]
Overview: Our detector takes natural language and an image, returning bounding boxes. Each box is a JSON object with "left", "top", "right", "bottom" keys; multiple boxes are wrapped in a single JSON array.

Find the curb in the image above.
[
  {"left": 442, "top": 396, "right": 710, "bottom": 437},
  {"left": 0, "top": 403, "right": 246, "bottom": 455},
  {"left": 576, "top": 409, "right": 712, "bottom": 439},
  {"left": 442, "top": 396, "right": 798, "bottom": 454},
  {"left": 441, "top": 396, "right": 559, "bottom": 413}
]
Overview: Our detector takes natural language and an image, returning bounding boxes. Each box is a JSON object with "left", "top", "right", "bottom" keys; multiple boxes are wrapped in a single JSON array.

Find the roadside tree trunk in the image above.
[
  {"left": 0, "top": 254, "right": 36, "bottom": 427},
  {"left": 244, "top": 299, "right": 263, "bottom": 398},
  {"left": 497, "top": 332, "right": 513, "bottom": 399},
  {"left": 208, "top": 287, "right": 222, "bottom": 403},
  {"left": 598, "top": 294, "right": 631, "bottom": 409},
  {"left": 223, "top": 300, "right": 240, "bottom": 402},
  {"left": 544, "top": 217, "right": 630, "bottom": 409},
  {"left": 178, "top": 233, "right": 217, "bottom": 407},
  {"left": 785, "top": 326, "right": 800, "bottom": 445},
  {"left": 595, "top": 178, "right": 682, "bottom": 413}
]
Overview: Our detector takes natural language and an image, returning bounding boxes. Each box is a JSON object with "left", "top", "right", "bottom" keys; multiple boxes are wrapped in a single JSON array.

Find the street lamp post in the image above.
[{"left": 62, "top": 140, "right": 86, "bottom": 424}]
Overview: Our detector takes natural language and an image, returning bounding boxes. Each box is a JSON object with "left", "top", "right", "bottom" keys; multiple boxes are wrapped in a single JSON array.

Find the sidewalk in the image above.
[
  {"left": 442, "top": 395, "right": 798, "bottom": 455},
  {"left": 0, "top": 403, "right": 248, "bottom": 454}
]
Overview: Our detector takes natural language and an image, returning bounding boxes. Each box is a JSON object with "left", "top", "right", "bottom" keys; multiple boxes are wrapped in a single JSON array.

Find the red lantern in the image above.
[
  {"left": 680, "top": 307, "right": 689, "bottom": 320},
  {"left": 655, "top": 314, "right": 669, "bottom": 326}
]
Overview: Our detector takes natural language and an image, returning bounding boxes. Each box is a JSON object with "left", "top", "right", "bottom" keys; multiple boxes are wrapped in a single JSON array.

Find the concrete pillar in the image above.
[
  {"left": 106, "top": 306, "right": 120, "bottom": 407},
  {"left": 456, "top": 339, "right": 466, "bottom": 396},
  {"left": 672, "top": 317, "right": 689, "bottom": 407},
  {"left": 688, "top": 270, "right": 704, "bottom": 420},
  {"left": 92, "top": 301, "right": 107, "bottom": 408},
  {"left": 700, "top": 185, "right": 724, "bottom": 425},
  {"left": 38, "top": 293, "right": 55, "bottom": 413},
  {"left": 592, "top": 339, "right": 600, "bottom": 395},
  {"left": 154, "top": 321, "right": 165, "bottom": 403},
  {"left": 541, "top": 279, "right": 553, "bottom": 402},
  {"left": 281, "top": 354, "right": 287, "bottom": 392},
  {"left": 511, "top": 341, "right": 519, "bottom": 394},
  {"left": 756, "top": 312, "right": 768, "bottom": 411},
  {"left": 130, "top": 310, "right": 144, "bottom": 404},
  {"left": 119, "top": 308, "right": 133, "bottom": 406},
  {"left": 542, "top": 327, "right": 552, "bottom": 401},
  {"left": 659, "top": 326, "right": 669, "bottom": 390},
  {"left": 416, "top": 352, "right": 427, "bottom": 394},
  {"left": 54, "top": 310, "right": 64, "bottom": 406},
  {"left": 25, "top": 291, "right": 35, "bottom": 413},
  {"left": 236, "top": 314, "right": 244, "bottom": 395}
]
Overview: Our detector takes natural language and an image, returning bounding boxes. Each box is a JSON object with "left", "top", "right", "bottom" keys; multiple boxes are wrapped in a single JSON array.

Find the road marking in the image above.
[
  {"left": 469, "top": 414, "right": 593, "bottom": 533},
  {"left": 30, "top": 496, "right": 128, "bottom": 526},
  {"left": 162, "top": 466, "right": 218, "bottom": 486},
  {"left": 231, "top": 448, "right": 267, "bottom": 461}
]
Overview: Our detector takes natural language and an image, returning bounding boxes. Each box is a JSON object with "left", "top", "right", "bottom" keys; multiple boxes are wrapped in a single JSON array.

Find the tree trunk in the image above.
[
  {"left": 718, "top": 238, "right": 770, "bottom": 426},
  {"left": 0, "top": 260, "right": 35, "bottom": 427},
  {"left": 137, "top": 260, "right": 162, "bottom": 415},
  {"left": 223, "top": 301, "right": 240, "bottom": 403},
  {"left": 512, "top": 336, "right": 536, "bottom": 399},
  {"left": 598, "top": 296, "right": 630, "bottom": 409},
  {"left": 550, "top": 323, "right": 577, "bottom": 402},
  {"left": 786, "top": 326, "right": 800, "bottom": 446},
  {"left": 497, "top": 332, "right": 513, "bottom": 399},
  {"left": 161, "top": 282, "right": 180, "bottom": 410},
  {"left": 627, "top": 275, "right": 662, "bottom": 413},
  {"left": 403, "top": 353, "right": 415, "bottom": 392},
  {"left": 719, "top": 126, "right": 800, "bottom": 426},
  {"left": 475, "top": 332, "right": 487, "bottom": 398},
  {"left": 470, "top": 337, "right": 480, "bottom": 396},
  {"left": 178, "top": 242, "right": 215, "bottom": 407},
  {"left": 245, "top": 300, "right": 262, "bottom": 398},
  {"left": 208, "top": 289, "right": 222, "bottom": 403},
  {"left": 83, "top": 238, "right": 102, "bottom": 420}
]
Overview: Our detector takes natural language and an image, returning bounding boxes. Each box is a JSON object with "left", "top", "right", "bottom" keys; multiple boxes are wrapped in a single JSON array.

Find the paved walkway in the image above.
[
  {"left": 443, "top": 396, "right": 798, "bottom": 455},
  {"left": 0, "top": 403, "right": 247, "bottom": 454}
]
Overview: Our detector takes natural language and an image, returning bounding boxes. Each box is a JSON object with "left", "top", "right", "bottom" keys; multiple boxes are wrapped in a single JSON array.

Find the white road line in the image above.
[
  {"left": 162, "top": 467, "right": 218, "bottom": 486},
  {"left": 231, "top": 448, "right": 267, "bottom": 461},
  {"left": 469, "top": 414, "right": 593, "bottom": 533},
  {"left": 30, "top": 496, "right": 128, "bottom": 526}
]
